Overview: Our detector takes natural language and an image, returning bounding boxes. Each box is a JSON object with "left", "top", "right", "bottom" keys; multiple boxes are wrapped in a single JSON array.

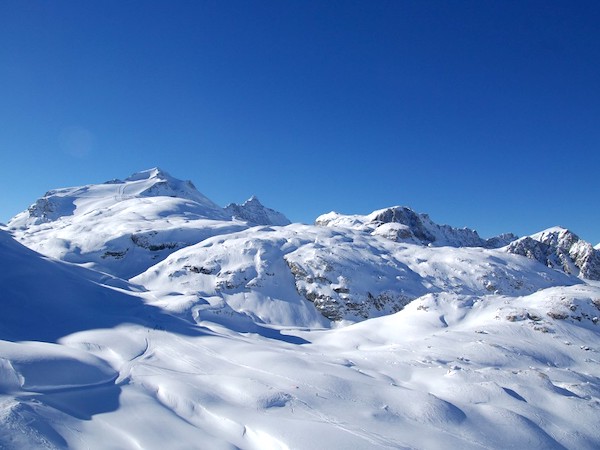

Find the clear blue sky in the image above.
[{"left": 1, "top": 1, "right": 599, "bottom": 243}]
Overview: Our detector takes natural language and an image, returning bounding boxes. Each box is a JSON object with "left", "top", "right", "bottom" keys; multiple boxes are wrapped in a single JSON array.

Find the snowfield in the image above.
[{"left": 2, "top": 169, "right": 600, "bottom": 449}]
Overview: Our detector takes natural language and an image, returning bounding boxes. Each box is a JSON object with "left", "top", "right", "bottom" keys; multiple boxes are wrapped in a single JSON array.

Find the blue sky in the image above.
[{"left": 1, "top": 1, "right": 599, "bottom": 243}]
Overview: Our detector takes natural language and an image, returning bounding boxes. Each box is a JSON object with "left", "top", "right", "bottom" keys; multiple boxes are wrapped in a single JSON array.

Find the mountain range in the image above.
[{"left": 1, "top": 168, "right": 599, "bottom": 449}]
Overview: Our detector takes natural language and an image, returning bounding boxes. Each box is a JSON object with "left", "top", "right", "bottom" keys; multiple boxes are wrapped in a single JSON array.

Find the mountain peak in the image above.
[
  {"left": 506, "top": 226, "right": 600, "bottom": 280},
  {"left": 124, "top": 167, "right": 172, "bottom": 182},
  {"left": 8, "top": 168, "right": 227, "bottom": 228},
  {"left": 530, "top": 226, "right": 579, "bottom": 250},
  {"left": 245, "top": 195, "right": 262, "bottom": 205},
  {"left": 532, "top": 225, "right": 571, "bottom": 235},
  {"left": 224, "top": 196, "right": 290, "bottom": 226}
]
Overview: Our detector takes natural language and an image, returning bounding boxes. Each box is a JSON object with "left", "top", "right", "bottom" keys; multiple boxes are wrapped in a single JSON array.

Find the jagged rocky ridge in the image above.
[
  {"left": 506, "top": 227, "right": 600, "bottom": 281},
  {"left": 316, "top": 206, "right": 518, "bottom": 248}
]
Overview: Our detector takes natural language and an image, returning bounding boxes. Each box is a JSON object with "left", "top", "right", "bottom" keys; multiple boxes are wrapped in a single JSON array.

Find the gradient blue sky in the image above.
[{"left": 1, "top": 1, "right": 599, "bottom": 243}]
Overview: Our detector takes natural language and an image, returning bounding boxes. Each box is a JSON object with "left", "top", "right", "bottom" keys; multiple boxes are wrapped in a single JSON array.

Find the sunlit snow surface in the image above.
[{"left": 2, "top": 170, "right": 600, "bottom": 449}]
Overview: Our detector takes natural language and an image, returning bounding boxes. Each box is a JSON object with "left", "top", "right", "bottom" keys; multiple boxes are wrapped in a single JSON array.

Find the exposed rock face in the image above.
[
  {"left": 506, "top": 227, "right": 600, "bottom": 280},
  {"left": 24, "top": 195, "right": 77, "bottom": 225},
  {"left": 131, "top": 218, "right": 574, "bottom": 324},
  {"left": 284, "top": 258, "right": 413, "bottom": 321},
  {"left": 316, "top": 206, "right": 517, "bottom": 248},
  {"left": 369, "top": 207, "right": 438, "bottom": 243},
  {"left": 224, "top": 196, "right": 291, "bottom": 226}
]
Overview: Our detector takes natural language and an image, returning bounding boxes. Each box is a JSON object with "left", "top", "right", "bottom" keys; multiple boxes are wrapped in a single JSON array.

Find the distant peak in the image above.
[
  {"left": 367, "top": 206, "right": 417, "bottom": 222},
  {"left": 125, "top": 167, "right": 173, "bottom": 182},
  {"left": 244, "top": 195, "right": 262, "bottom": 205},
  {"left": 537, "top": 226, "right": 570, "bottom": 234},
  {"left": 508, "top": 226, "right": 599, "bottom": 280},
  {"left": 531, "top": 226, "right": 578, "bottom": 242},
  {"left": 224, "top": 196, "right": 290, "bottom": 226}
]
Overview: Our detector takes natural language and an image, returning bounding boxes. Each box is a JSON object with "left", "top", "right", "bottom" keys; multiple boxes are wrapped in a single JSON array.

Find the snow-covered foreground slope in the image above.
[
  {"left": 2, "top": 228, "right": 600, "bottom": 449},
  {"left": 0, "top": 230, "right": 199, "bottom": 342},
  {"left": 3, "top": 169, "right": 600, "bottom": 448}
]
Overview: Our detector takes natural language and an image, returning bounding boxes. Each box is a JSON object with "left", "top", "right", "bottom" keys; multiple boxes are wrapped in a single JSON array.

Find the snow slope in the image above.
[
  {"left": 0, "top": 229, "right": 196, "bottom": 342},
  {"left": 10, "top": 168, "right": 227, "bottom": 227},
  {"left": 3, "top": 169, "right": 600, "bottom": 449}
]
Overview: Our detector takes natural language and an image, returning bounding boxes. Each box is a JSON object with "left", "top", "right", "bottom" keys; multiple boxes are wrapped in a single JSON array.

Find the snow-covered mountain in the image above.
[
  {"left": 7, "top": 168, "right": 287, "bottom": 278},
  {"left": 132, "top": 224, "right": 575, "bottom": 324},
  {"left": 3, "top": 169, "right": 600, "bottom": 449},
  {"left": 224, "top": 195, "right": 291, "bottom": 226},
  {"left": 11, "top": 167, "right": 228, "bottom": 227},
  {"left": 6, "top": 169, "right": 596, "bottom": 324},
  {"left": 506, "top": 226, "right": 600, "bottom": 281},
  {"left": 316, "top": 206, "right": 518, "bottom": 248}
]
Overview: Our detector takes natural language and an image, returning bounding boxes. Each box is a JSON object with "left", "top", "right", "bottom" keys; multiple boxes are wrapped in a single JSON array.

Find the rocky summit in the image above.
[{"left": 507, "top": 226, "right": 600, "bottom": 281}]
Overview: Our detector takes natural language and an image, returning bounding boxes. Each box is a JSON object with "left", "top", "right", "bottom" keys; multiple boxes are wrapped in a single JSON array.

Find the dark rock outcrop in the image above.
[{"left": 506, "top": 227, "right": 600, "bottom": 280}]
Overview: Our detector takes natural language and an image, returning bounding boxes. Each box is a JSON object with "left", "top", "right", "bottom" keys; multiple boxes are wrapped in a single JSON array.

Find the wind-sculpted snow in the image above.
[{"left": 0, "top": 341, "right": 117, "bottom": 393}]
